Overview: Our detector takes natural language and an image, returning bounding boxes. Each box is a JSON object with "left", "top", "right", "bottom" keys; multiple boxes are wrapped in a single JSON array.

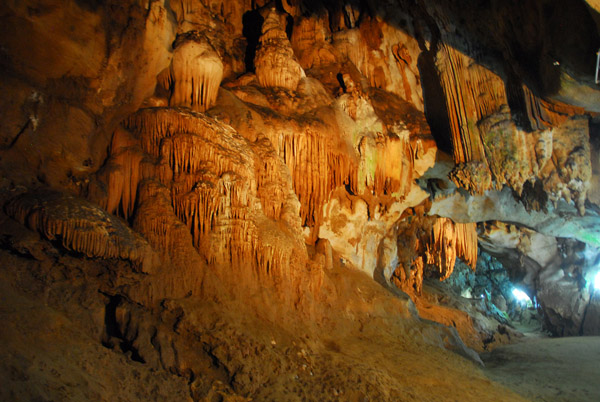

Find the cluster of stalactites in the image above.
[
  {"left": 358, "top": 133, "right": 414, "bottom": 198},
  {"left": 103, "top": 107, "right": 302, "bottom": 284},
  {"left": 5, "top": 190, "right": 156, "bottom": 271},
  {"left": 279, "top": 125, "right": 357, "bottom": 242},
  {"left": 164, "top": 31, "right": 224, "bottom": 113},
  {"left": 436, "top": 44, "right": 506, "bottom": 195},
  {"left": 254, "top": 8, "right": 306, "bottom": 90},
  {"left": 392, "top": 215, "right": 478, "bottom": 297},
  {"left": 436, "top": 43, "right": 586, "bottom": 200},
  {"left": 428, "top": 218, "right": 478, "bottom": 280}
]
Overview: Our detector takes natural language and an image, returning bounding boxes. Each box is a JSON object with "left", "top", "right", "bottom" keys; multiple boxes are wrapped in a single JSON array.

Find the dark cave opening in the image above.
[
  {"left": 242, "top": 9, "right": 264, "bottom": 72},
  {"left": 428, "top": 250, "right": 544, "bottom": 342},
  {"left": 417, "top": 50, "right": 454, "bottom": 155},
  {"left": 102, "top": 294, "right": 146, "bottom": 364}
]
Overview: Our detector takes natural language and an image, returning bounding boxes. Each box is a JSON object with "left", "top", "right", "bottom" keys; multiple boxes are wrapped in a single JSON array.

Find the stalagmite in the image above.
[
  {"left": 254, "top": 8, "right": 306, "bottom": 91},
  {"left": 169, "top": 32, "right": 224, "bottom": 112}
]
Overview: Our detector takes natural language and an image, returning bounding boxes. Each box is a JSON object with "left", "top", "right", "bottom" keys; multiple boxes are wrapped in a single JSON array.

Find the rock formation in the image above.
[
  {"left": 255, "top": 8, "right": 306, "bottom": 90},
  {"left": 5, "top": 190, "right": 158, "bottom": 273},
  {"left": 2, "top": 0, "right": 600, "bottom": 400},
  {"left": 168, "top": 32, "right": 224, "bottom": 112}
]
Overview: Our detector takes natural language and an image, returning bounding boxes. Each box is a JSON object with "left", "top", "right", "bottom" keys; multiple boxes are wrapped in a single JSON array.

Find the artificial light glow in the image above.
[
  {"left": 594, "top": 271, "right": 600, "bottom": 289},
  {"left": 512, "top": 288, "right": 531, "bottom": 302}
]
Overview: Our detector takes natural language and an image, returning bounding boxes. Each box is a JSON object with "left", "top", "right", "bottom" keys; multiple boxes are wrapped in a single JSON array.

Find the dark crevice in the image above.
[
  {"left": 102, "top": 294, "right": 146, "bottom": 363},
  {"left": 504, "top": 67, "right": 533, "bottom": 132},
  {"left": 3, "top": 120, "right": 31, "bottom": 151},
  {"left": 242, "top": 9, "right": 264, "bottom": 73},
  {"left": 413, "top": 1, "right": 453, "bottom": 155}
]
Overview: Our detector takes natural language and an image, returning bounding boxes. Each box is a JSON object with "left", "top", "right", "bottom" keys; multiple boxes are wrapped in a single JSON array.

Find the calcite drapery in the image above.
[
  {"left": 167, "top": 31, "right": 224, "bottom": 112},
  {"left": 254, "top": 8, "right": 306, "bottom": 90},
  {"left": 436, "top": 43, "right": 591, "bottom": 212},
  {"left": 393, "top": 215, "right": 478, "bottom": 295},
  {"left": 429, "top": 218, "right": 477, "bottom": 280},
  {"left": 95, "top": 107, "right": 308, "bottom": 295},
  {"left": 100, "top": 126, "right": 144, "bottom": 220},
  {"left": 435, "top": 44, "right": 505, "bottom": 194},
  {"left": 5, "top": 190, "right": 157, "bottom": 272}
]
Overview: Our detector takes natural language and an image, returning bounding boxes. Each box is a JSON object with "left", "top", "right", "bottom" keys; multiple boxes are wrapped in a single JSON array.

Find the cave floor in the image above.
[
  {"left": 482, "top": 335, "right": 600, "bottom": 402},
  {"left": 1, "top": 235, "right": 598, "bottom": 401}
]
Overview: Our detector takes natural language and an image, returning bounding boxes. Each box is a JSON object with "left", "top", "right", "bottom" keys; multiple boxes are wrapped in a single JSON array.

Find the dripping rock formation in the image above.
[{"left": 1, "top": 0, "right": 600, "bottom": 401}]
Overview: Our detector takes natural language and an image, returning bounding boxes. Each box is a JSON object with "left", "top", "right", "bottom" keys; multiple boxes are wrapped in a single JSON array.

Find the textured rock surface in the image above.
[{"left": 1, "top": 0, "right": 600, "bottom": 400}]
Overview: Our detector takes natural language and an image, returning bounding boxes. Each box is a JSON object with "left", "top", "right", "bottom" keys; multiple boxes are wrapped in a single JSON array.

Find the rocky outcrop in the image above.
[
  {"left": 478, "top": 221, "right": 597, "bottom": 336},
  {"left": 5, "top": 190, "right": 158, "bottom": 273}
]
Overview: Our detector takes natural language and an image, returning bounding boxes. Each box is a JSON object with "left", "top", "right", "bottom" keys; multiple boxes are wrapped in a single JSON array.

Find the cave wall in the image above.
[{"left": 2, "top": 0, "right": 600, "bottom": 347}]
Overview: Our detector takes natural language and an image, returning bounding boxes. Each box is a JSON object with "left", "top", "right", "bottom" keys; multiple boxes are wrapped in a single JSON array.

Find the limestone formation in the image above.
[
  {"left": 430, "top": 218, "right": 477, "bottom": 280},
  {"left": 96, "top": 107, "right": 309, "bottom": 298},
  {"left": 3, "top": 1, "right": 600, "bottom": 399},
  {"left": 5, "top": 190, "right": 157, "bottom": 272},
  {"left": 167, "top": 32, "right": 224, "bottom": 112},
  {"left": 254, "top": 8, "right": 306, "bottom": 90},
  {"left": 391, "top": 214, "right": 477, "bottom": 296}
]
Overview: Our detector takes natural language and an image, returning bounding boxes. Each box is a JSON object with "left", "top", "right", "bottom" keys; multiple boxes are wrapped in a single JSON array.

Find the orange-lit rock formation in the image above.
[
  {"left": 3, "top": 1, "right": 600, "bottom": 399},
  {"left": 254, "top": 8, "right": 306, "bottom": 90},
  {"left": 167, "top": 32, "right": 224, "bottom": 112},
  {"left": 436, "top": 43, "right": 591, "bottom": 213},
  {"left": 92, "top": 106, "right": 309, "bottom": 304},
  {"left": 430, "top": 218, "right": 478, "bottom": 280},
  {"left": 392, "top": 215, "right": 477, "bottom": 296},
  {"left": 5, "top": 190, "right": 157, "bottom": 272}
]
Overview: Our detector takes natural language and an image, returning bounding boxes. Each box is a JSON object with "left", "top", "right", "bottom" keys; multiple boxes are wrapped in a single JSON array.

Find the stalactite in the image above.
[
  {"left": 436, "top": 44, "right": 507, "bottom": 194},
  {"left": 6, "top": 190, "right": 155, "bottom": 271},
  {"left": 134, "top": 181, "right": 197, "bottom": 262},
  {"left": 436, "top": 42, "right": 588, "bottom": 205},
  {"left": 104, "top": 105, "right": 306, "bottom": 289},
  {"left": 276, "top": 124, "right": 357, "bottom": 242},
  {"left": 169, "top": 32, "right": 223, "bottom": 112},
  {"left": 254, "top": 8, "right": 306, "bottom": 91},
  {"left": 428, "top": 218, "right": 477, "bottom": 280},
  {"left": 374, "top": 134, "right": 414, "bottom": 197},
  {"left": 391, "top": 214, "right": 477, "bottom": 296},
  {"left": 522, "top": 85, "right": 585, "bottom": 131},
  {"left": 102, "top": 127, "right": 144, "bottom": 220},
  {"left": 253, "top": 137, "right": 286, "bottom": 220},
  {"left": 126, "top": 108, "right": 245, "bottom": 159}
]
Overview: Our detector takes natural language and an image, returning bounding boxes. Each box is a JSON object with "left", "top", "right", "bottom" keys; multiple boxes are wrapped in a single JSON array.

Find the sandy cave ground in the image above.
[{"left": 481, "top": 335, "right": 600, "bottom": 402}]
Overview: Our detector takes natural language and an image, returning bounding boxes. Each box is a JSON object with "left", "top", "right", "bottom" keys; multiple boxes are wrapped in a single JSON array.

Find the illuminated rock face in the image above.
[
  {"left": 2, "top": 0, "right": 600, "bottom": 364},
  {"left": 390, "top": 215, "right": 477, "bottom": 296},
  {"left": 436, "top": 43, "right": 591, "bottom": 210},
  {"left": 168, "top": 33, "right": 224, "bottom": 112},
  {"left": 478, "top": 221, "right": 598, "bottom": 336},
  {"left": 90, "top": 107, "right": 311, "bottom": 304},
  {"left": 5, "top": 190, "right": 158, "bottom": 273}
]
